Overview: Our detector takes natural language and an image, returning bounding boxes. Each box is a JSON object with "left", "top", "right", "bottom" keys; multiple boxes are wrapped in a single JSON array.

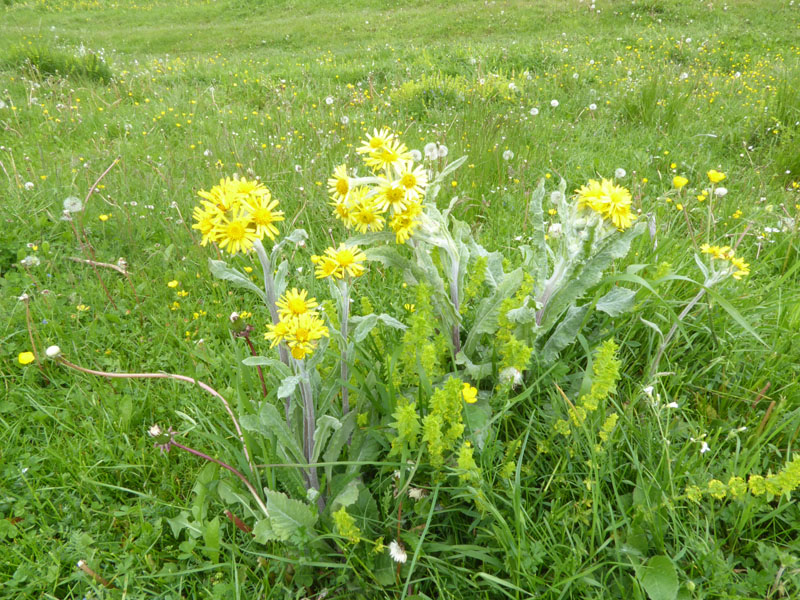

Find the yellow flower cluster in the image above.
[
  {"left": 574, "top": 178, "right": 636, "bottom": 230},
  {"left": 327, "top": 127, "right": 428, "bottom": 244},
  {"left": 700, "top": 244, "right": 750, "bottom": 279},
  {"left": 311, "top": 243, "right": 367, "bottom": 280},
  {"left": 265, "top": 288, "right": 329, "bottom": 360},
  {"left": 191, "top": 176, "right": 284, "bottom": 255}
]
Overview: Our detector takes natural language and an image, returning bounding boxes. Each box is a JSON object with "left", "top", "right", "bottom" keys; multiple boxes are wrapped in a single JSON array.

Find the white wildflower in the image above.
[
  {"left": 437, "top": 144, "right": 449, "bottom": 159},
  {"left": 530, "top": 107, "right": 539, "bottom": 116},
  {"left": 588, "top": 103, "right": 597, "bottom": 111},
  {"left": 550, "top": 99, "right": 559, "bottom": 108},
  {"left": 499, "top": 367, "right": 523, "bottom": 387},
  {"left": 24, "top": 181, "right": 35, "bottom": 191},
  {"left": 502, "top": 150, "right": 514, "bottom": 161},
  {"left": 700, "top": 442, "right": 710, "bottom": 454},
  {"left": 45, "top": 345, "right": 61, "bottom": 358},
  {"left": 20, "top": 255, "right": 40, "bottom": 267},
  {"left": 388, "top": 540, "right": 407, "bottom": 564},
  {"left": 714, "top": 187, "right": 727, "bottom": 197},
  {"left": 325, "top": 96, "right": 334, "bottom": 105}
]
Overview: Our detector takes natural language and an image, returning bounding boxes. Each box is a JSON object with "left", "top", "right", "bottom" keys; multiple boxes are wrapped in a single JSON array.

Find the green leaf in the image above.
[
  {"left": 271, "top": 228, "right": 308, "bottom": 259},
  {"left": 455, "top": 351, "right": 493, "bottom": 381},
  {"left": 351, "top": 313, "right": 378, "bottom": 342},
  {"left": 208, "top": 258, "right": 267, "bottom": 303},
  {"left": 526, "top": 179, "right": 548, "bottom": 289},
  {"left": 264, "top": 490, "right": 318, "bottom": 541},
  {"left": 705, "top": 286, "right": 767, "bottom": 347},
  {"left": 273, "top": 259, "right": 289, "bottom": 299},
  {"left": 539, "top": 221, "right": 645, "bottom": 332},
  {"left": 252, "top": 518, "right": 277, "bottom": 544},
  {"left": 240, "top": 402, "right": 306, "bottom": 467},
  {"left": 463, "top": 267, "right": 523, "bottom": 356},
  {"left": 242, "top": 356, "right": 292, "bottom": 379},
  {"left": 636, "top": 555, "right": 679, "bottom": 600},
  {"left": 323, "top": 411, "right": 357, "bottom": 481},
  {"left": 540, "top": 304, "right": 589, "bottom": 363},
  {"left": 202, "top": 516, "right": 221, "bottom": 562},
  {"left": 596, "top": 286, "right": 637, "bottom": 317},
  {"left": 330, "top": 479, "right": 360, "bottom": 511},
  {"left": 312, "top": 415, "right": 342, "bottom": 463},
  {"left": 277, "top": 375, "right": 302, "bottom": 399}
]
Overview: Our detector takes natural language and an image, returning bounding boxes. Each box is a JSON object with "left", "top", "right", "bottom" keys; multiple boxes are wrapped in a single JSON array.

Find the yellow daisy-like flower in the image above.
[
  {"left": 673, "top": 175, "right": 689, "bottom": 189},
  {"left": 395, "top": 161, "right": 428, "bottom": 201},
  {"left": 216, "top": 206, "right": 258, "bottom": 255},
  {"left": 375, "top": 178, "right": 409, "bottom": 214},
  {"left": 276, "top": 288, "right": 319, "bottom": 321},
  {"left": 364, "top": 138, "right": 412, "bottom": 173},
  {"left": 707, "top": 169, "right": 726, "bottom": 184},
  {"left": 598, "top": 179, "right": 635, "bottom": 230},
  {"left": 389, "top": 200, "right": 423, "bottom": 244},
  {"left": 575, "top": 179, "right": 605, "bottom": 212},
  {"left": 191, "top": 203, "right": 221, "bottom": 246},
  {"left": 328, "top": 164, "right": 351, "bottom": 203},
  {"left": 285, "top": 312, "right": 329, "bottom": 360},
  {"left": 244, "top": 193, "right": 284, "bottom": 241},
  {"left": 350, "top": 195, "right": 386, "bottom": 234},
  {"left": 197, "top": 177, "right": 238, "bottom": 212},
  {"left": 18, "top": 351, "right": 36, "bottom": 365},
  {"left": 700, "top": 244, "right": 733, "bottom": 260},
  {"left": 730, "top": 256, "right": 750, "bottom": 279},
  {"left": 313, "top": 244, "right": 367, "bottom": 279},
  {"left": 264, "top": 318, "right": 291, "bottom": 348},
  {"left": 462, "top": 383, "right": 478, "bottom": 404},
  {"left": 357, "top": 127, "right": 395, "bottom": 155}
]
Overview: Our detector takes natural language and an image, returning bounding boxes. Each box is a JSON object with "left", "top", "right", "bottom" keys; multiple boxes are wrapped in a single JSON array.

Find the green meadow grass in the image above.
[{"left": 2, "top": 0, "right": 800, "bottom": 598}]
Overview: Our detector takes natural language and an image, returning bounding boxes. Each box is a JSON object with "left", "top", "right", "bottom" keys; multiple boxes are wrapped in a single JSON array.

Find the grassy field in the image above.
[{"left": 2, "top": 0, "right": 800, "bottom": 598}]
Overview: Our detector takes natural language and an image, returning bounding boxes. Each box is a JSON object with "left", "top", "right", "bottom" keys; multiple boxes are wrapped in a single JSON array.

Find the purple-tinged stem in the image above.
[
  {"left": 171, "top": 440, "right": 268, "bottom": 517},
  {"left": 55, "top": 356, "right": 255, "bottom": 476}
]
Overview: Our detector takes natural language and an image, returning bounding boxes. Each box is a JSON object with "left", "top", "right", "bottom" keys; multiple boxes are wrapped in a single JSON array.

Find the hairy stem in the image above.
[
  {"left": 339, "top": 279, "right": 351, "bottom": 416},
  {"left": 172, "top": 440, "right": 268, "bottom": 518},
  {"left": 55, "top": 356, "right": 255, "bottom": 476}
]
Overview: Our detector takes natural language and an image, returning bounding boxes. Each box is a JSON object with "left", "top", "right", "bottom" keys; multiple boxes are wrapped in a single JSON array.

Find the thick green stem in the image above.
[
  {"left": 297, "top": 360, "right": 324, "bottom": 513},
  {"left": 339, "top": 279, "right": 351, "bottom": 416}
]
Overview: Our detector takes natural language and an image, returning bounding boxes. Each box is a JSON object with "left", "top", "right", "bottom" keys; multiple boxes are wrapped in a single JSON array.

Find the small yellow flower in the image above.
[
  {"left": 462, "top": 383, "right": 478, "bottom": 404},
  {"left": 18, "top": 351, "right": 36, "bottom": 365},
  {"left": 673, "top": 175, "right": 689, "bottom": 189},
  {"left": 167, "top": 280, "right": 179, "bottom": 288},
  {"left": 676, "top": 203, "right": 683, "bottom": 211},
  {"left": 176, "top": 290, "right": 189, "bottom": 297},
  {"left": 707, "top": 169, "right": 726, "bottom": 183},
  {"left": 404, "top": 303, "right": 415, "bottom": 312},
  {"left": 98, "top": 214, "right": 110, "bottom": 222},
  {"left": 76, "top": 304, "right": 90, "bottom": 311}
]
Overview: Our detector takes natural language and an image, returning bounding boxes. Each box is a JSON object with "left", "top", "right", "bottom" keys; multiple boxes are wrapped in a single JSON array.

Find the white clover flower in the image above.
[
  {"left": 700, "top": 442, "right": 710, "bottom": 454},
  {"left": 45, "top": 345, "right": 61, "bottom": 358},
  {"left": 437, "top": 144, "right": 449, "bottom": 159},
  {"left": 547, "top": 223, "right": 563, "bottom": 238},
  {"left": 410, "top": 149, "right": 422, "bottom": 161},
  {"left": 423, "top": 142, "right": 438, "bottom": 159},
  {"left": 388, "top": 540, "right": 407, "bottom": 564},
  {"left": 714, "top": 187, "right": 728, "bottom": 197},
  {"left": 325, "top": 96, "right": 334, "bottom": 105},
  {"left": 615, "top": 168, "right": 627, "bottom": 179},
  {"left": 530, "top": 107, "right": 539, "bottom": 116},
  {"left": 499, "top": 367, "right": 523, "bottom": 387},
  {"left": 502, "top": 150, "right": 514, "bottom": 161},
  {"left": 24, "top": 181, "right": 35, "bottom": 190},
  {"left": 20, "top": 255, "right": 40, "bottom": 267},
  {"left": 550, "top": 99, "right": 559, "bottom": 108},
  {"left": 588, "top": 103, "right": 597, "bottom": 111}
]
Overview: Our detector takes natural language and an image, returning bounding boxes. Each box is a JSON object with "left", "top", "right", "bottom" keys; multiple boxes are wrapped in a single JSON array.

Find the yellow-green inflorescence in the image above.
[
  {"left": 554, "top": 339, "right": 622, "bottom": 444},
  {"left": 687, "top": 455, "right": 800, "bottom": 504}
]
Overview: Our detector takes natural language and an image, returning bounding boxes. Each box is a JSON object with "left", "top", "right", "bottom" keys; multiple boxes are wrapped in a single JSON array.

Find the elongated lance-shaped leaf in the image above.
[
  {"left": 270, "top": 228, "right": 308, "bottom": 262},
  {"left": 539, "top": 221, "right": 645, "bottom": 332},
  {"left": 526, "top": 179, "right": 548, "bottom": 294},
  {"left": 596, "top": 286, "right": 637, "bottom": 317},
  {"left": 463, "top": 267, "right": 524, "bottom": 356},
  {"left": 363, "top": 246, "right": 422, "bottom": 285},
  {"left": 208, "top": 259, "right": 267, "bottom": 303},
  {"left": 540, "top": 303, "right": 590, "bottom": 363},
  {"left": 324, "top": 412, "right": 357, "bottom": 482},
  {"left": 345, "top": 231, "right": 397, "bottom": 247},
  {"left": 312, "top": 415, "right": 342, "bottom": 464},
  {"left": 242, "top": 356, "right": 292, "bottom": 379},
  {"left": 273, "top": 259, "right": 289, "bottom": 300},
  {"left": 413, "top": 241, "right": 460, "bottom": 334},
  {"left": 426, "top": 155, "right": 468, "bottom": 203},
  {"left": 239, "top": 402, "right": 306, "bottom": 468}
]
